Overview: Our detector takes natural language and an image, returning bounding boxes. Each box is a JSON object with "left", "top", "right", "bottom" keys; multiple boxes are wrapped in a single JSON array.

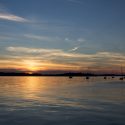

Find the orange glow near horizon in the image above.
[
  {"left": 22, "top": 60, "right": 40, "bottom": 72},
  {"left": 0, "top": 58, "right": 125, "bottom": 74}
]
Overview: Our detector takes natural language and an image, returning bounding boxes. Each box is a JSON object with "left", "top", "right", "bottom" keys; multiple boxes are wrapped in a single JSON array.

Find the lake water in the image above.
[{"left": 0, "top": 76, "right": 125, "bottom": 125}]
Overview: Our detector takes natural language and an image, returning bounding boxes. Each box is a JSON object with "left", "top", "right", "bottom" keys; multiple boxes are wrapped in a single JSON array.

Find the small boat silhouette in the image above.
[
  {"left": 86, "top": 76, "right": 89, "bottom": 79},
  {"left": 69, "top": 76, "right": 73, "bottom": 79},
  {"left": 104, "top": 76, "right": 107, "bottom": 79},
  {"left": 119, "top": 66, "right": 124, "bottom": 80},
  {"left": 119, "top": 77, "right": 123, "bottom": 80}
]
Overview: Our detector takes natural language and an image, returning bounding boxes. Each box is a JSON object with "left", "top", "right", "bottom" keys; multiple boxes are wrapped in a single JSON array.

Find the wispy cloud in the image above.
[
  {"left": 6, "top": 46, "right": 91, "bottom": 59},
  {"left": 69, "top": 46, "right": 79, "bottom": 52},
  {"left": 77, "top": 38, "right": 85, "bottom": 42},
  {"left": 6, "top": 46, "right": 125, "bottom": 60},
  {"left": 2, "top": 46, "right": 125, "bottom": 71},
  {"left": 0, "top": 12, "right": 28, "bottom": 22},
  {"left": 24, "top": 34, "right": 59, "bottom": 42},
  {"left": 6, "top": 46, "right": 61, "bottom": 54}
]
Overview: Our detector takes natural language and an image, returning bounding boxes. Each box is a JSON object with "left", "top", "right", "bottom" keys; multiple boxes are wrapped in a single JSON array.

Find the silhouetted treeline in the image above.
[{"left": 0, "top": 72, "right": 124, "bottom": 76}]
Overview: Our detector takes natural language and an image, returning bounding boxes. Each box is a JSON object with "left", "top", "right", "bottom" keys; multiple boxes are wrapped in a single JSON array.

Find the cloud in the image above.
[
  {"left": 24, "top": 34, "right": 59, "bottom": 42},
  {"left": 6, "top": 46, "right": 91, "bottom": 59},
  {"left": 4, "top": 46, "right": 125, "bottom": 72},
  {"left": 6, "top": 46, "right": 125, "bottom": 60},
  {"left": 77, "top": 38, "right": 85, "bottom": 42},
  {"left": 69, "top": 46, "right": 79, "bottom": 52},
  {"left": 6, "top": 46, "right": 62, "bottom": 54},
  {"left": 0, "top": 12, "right": 28, "bottom": 22},
  {"left": 65, "top": 38, "right": 69, "bottom": 41}
]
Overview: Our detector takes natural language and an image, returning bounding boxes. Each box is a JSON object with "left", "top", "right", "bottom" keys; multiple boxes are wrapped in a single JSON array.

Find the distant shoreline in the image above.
[{"left": 0, "top": 72, "right": 124, "bottom": 77}]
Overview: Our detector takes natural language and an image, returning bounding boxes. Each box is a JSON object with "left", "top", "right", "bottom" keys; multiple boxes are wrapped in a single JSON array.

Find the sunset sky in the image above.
[{"left": 0, "top": 0, "right": 125, "bottom": 73}]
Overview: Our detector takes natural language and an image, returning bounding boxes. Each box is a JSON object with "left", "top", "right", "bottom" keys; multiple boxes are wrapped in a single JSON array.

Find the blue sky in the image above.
[{"left": 0, "top": 0, "right": 125, "bottom": 73}]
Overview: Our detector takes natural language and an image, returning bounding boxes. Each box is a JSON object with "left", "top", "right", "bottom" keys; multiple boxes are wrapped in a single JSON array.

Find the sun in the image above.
[{"left": 23, "top": 60, "right": 39, "bottom": 72}]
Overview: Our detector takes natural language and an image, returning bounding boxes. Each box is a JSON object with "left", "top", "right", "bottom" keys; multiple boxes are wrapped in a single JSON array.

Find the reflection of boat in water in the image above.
[{"left": 119, "top": 66, "right": 124, "bottom": 80}]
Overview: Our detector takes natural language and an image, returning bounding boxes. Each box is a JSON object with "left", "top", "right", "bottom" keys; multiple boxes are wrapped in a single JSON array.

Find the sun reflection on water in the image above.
[{"left": 0, "top": 77, "right": 125, "bottom": 110}]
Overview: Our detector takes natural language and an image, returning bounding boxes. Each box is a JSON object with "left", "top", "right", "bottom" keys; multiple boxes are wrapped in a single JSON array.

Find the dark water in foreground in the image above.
[{"left": 0, "top": 76, "right": 125, "bottom": 125}]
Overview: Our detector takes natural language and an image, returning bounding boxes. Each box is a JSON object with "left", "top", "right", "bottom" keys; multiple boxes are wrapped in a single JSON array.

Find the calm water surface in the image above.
[{"left": 0, "top": 76, "right": 125, "bottom": 125}]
